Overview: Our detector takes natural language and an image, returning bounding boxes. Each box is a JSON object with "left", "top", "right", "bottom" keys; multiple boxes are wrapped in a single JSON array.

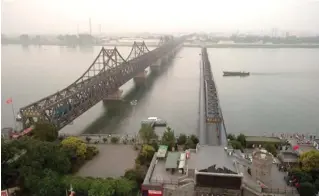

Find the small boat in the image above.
[
  {"left": 130, "top": 100, "right": 137, "bottom": 106},
  {"left": 141, "top": 117, "right": 167, "bottom": 127},
  {"left": 223, "top": 71, "right": 250, "bottom": 77},
  {"left": 16, "top": 113, "right": 22, "bottom": 121}
]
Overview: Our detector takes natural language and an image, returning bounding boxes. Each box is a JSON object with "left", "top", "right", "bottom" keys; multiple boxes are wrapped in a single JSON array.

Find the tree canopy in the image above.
[
  {"left": 265, "top": 144, "right": 277, "bottom": 157},
  {"left": 236, "top": 133, "right": 246, "bottom": 147},
  {"left": 177, "top": 134, "right": 187, "bottom": 145},
  {"left": 227, "top": 134, "right": 236, "bottom": 141},
  {"left": 299, "top": 150, "right": 319, "bottom": 171},
  {"left": 63, "top": 176, "right": 135, "bottom": 196},
  {"left": 229, "top": 140, "right": 243, "bottom": 152},
  {"left": 299, "top": 182, "right": 317, "bottom": 196},
  {"left": 1, "top": 138, "right": 71, "bottom": 194},
  {"left": 161, "top": 126, "right": 176, "bottom": 150},
  {"left": 61, "top": 136, "right": 88, "bottom": 159},
  {"left": 32, "top": 122, "right": 58, "bottom": 142},
  {"left": 139, "top": 125, "right": 158, "bottom": 144},
  {"left": 136, "top": 144, "right": 155, "bottom": 165}
]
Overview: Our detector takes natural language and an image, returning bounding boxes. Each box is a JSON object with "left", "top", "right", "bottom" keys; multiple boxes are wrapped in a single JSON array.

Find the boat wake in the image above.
[{"left": 250, "top": 72, "right": 287, "bottom": 76}]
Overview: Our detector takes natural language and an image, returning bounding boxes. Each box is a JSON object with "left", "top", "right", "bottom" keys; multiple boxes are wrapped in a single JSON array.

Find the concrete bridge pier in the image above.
[
  {"left": 160, "top": 55, "right": 169, "bottom": 65},
  {"left": 133, "top": 70, "right": 147, "bottom": 87},
  {"left": 103, "top": 89, "right": 124, "bottom": 109},
  {"left": 150, "top": 59, "right": 162, "bottom": 73}
]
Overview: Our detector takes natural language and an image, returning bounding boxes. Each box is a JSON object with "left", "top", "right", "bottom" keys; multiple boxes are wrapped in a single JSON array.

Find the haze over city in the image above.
[{"left": 2, "top": 0, "right": 319, "bottom": 35}]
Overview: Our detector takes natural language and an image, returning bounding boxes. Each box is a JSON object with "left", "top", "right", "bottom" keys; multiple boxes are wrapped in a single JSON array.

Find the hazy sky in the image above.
[{"left": 1, "top": 0, "right": 319, "bottom": 34}]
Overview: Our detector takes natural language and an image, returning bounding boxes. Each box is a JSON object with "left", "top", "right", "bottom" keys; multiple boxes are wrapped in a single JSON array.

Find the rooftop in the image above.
[
  {"left": 245, "top": 136, "right": 282, "bottom": 143},
  {"left": 188, "top": 145, "right": 238, "bottom": 174},
  {"left": 278, "top": 151, "right": 299, "bottom": 163},
  {"left": 150, "top": 159, "right": 183, "bottom": 184},
  {"left": 143, "top": 145, "right": 241, "bottom": 187}
]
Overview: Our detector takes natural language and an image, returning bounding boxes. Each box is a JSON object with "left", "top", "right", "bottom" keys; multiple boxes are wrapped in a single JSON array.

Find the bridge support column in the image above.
[
  {"left": 160, "top": 55, "right": 169, "bottom": 65},
  {"left": 103, "top": 89, "right": 124, "bottom": 109},
  {"left": 133, "top": 70, "right": 147, "bottom": 87},
  {"left": 150, "top": 59, "right": 162, "bottom": 73}
]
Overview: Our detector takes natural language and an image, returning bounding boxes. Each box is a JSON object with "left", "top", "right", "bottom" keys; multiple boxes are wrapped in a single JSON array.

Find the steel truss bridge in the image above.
[
  {"left": 200, "top": 47, "right": 228, "bottom": 146},
  {"left": 19, "top": 36, "right": 186, "bottom": 130}
]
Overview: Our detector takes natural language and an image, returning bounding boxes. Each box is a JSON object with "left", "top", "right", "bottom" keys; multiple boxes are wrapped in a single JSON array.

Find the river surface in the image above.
[{"left": 1, "top": 45, "right": 319, "bottom": 136}]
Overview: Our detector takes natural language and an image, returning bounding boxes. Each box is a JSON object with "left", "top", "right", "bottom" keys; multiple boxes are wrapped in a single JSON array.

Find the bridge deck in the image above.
[{"left": 199, "top": 47, "right": 227, "bottom": 146}]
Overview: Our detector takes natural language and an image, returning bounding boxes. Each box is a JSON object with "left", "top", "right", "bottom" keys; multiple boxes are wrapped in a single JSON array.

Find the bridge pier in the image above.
[
  {"left": 133, "top": 70, "right": 147, "bottom": 87},
  {"left": 150, "top": 59, "right": 162, "bottom": 73},
  {"left": 103, "top": 89, "right": 124, "bottom": 109}
]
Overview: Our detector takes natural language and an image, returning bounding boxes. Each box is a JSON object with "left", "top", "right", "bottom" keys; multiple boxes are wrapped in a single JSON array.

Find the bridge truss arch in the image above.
[{"left": 19, "top": 38, "right": 186, "bottom": 130}]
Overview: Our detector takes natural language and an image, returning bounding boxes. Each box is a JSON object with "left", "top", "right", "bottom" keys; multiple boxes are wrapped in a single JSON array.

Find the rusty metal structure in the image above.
[{"left": 19, "top": 37, "right": 186, "bottom": 130}]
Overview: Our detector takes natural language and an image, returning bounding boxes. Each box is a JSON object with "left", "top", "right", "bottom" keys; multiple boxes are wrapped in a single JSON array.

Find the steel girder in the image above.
[
  {"left": 126, "top": 41, "right": 150, "bottom": 61},
  {"left": 19, "top": 38, "right": 185, "bottom": 130},
  {"left": 201, "top": 48, "right": 222, "bottom": 123}
]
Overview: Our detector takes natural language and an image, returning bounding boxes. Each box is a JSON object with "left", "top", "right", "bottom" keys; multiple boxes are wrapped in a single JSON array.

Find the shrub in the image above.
[
  {"left": 111, "top": 137, "right": 119, "bottom": 144},
  {"left": 177, "top": 134, "right": 187, "bottom": 145},
  {"left": 85, "top": 146, "right": 99, "bottom": 160},
  {"left": 102, "top": 137, "right": 108, "bottom": 143},
  {"left": 85, "top": 136, "right": 92, "bottom": 143}
]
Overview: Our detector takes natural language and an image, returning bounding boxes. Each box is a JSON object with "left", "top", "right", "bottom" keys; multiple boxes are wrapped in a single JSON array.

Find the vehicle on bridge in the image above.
[{"left": 223, "top": 71, "right": 250, "bottom": 77}]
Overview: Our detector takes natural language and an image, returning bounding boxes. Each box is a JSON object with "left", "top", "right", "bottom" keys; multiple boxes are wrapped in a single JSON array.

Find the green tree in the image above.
[
  {"left": 124, "top": 165, "right": 146, "bottom": 188},
  {"left": 61, "top": 136, "right": 88, "bottom": 159},
  {"left": 184, "top": 138, "right": 196, "bottom": 150},
  {"left": 161, "top": 126, "right": 176, "bottom": 150},
  {"left": 229, "top": 140, "right": 243, "bottom": 151},
  {"left": 33, "top": 122, "right": 58, "bottom": 142},
  {"left": 265, "top": 144, "right": 277, "bottom": 157},
  {"left": 136, "top": 145, "right": 155, "bottom": 165},
  {"left": 299, "top": 150, "right": 319, "bottom": 171},
  {"left": 236, "top": 134, "right": 246, "bottom": 147},
  {"left": 2, "top": 139, "right": 71, "bottom": 195},
  {"left": 88, "top": 180, "right": 115, "bottom": 196},
  {"left": 227, "top": 134, "right": 236, "bottom": 141},
  {"left": 190, "top": 134, "right": 199, "bottom": 145},
  {"left": 139, "top": 125, "right": 158, "bottom": 144},
  {"left": 299, "top": 182, "right": 317, "bottom": 196},
  {"left": 113, "top": 178, "right": 135, "bottom": 196},
  {"left": 34, "top": 169, "right": 65, "bottom": 196},
  {"left": 177, "top": 134, "right": 187, "bottom": 145}
]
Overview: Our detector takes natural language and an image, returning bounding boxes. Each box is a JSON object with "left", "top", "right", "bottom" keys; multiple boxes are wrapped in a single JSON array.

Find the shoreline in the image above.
[{"left": 2, "top": 42, "right": 319, "bottom": 48}]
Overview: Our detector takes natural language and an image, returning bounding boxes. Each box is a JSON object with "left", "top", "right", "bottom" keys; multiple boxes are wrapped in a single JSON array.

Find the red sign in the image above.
[
  {"left": 148, "top": 190, "right": 162, "bottom": 196},
  {"left": 1, "top": 190, "right": 9, "bottom": 196},
  {"left": 186, "top": 150, "right": 190, "bottom": 159}
]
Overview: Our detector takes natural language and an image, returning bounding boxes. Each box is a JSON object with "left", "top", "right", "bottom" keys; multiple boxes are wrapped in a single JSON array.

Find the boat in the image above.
[
  {"left": 141, "top": 117, "right": 167, "bottom": 127},
  {"left": 130, "top": 100, "right": 137, "bottom": 106},
  {"left": 16, "top": 113, "right": 22, "bottom": 121},
  {"left": 223, "top": 71, "right": 250, "bottom": 77}
]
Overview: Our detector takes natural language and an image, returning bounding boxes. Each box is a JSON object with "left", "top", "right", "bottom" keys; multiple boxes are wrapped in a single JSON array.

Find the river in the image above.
[{"left": 1, "top": 45, "right": 319, "bottom": 136}]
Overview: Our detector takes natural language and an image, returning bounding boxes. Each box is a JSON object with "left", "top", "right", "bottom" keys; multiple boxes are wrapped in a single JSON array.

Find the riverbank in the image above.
[{"left": 2, "top": 42, "right": 319, "bottom": 48}]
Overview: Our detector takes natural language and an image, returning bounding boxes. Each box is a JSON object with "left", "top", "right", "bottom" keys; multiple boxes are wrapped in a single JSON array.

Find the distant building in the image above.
[{"left": 245, "top": 136, "right": 283, "bottom": 148}]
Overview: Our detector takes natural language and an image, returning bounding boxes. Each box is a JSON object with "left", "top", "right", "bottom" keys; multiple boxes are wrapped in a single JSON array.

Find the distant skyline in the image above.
[{"left": 1, "top": 0, "right": 319, "bottom": 35}]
